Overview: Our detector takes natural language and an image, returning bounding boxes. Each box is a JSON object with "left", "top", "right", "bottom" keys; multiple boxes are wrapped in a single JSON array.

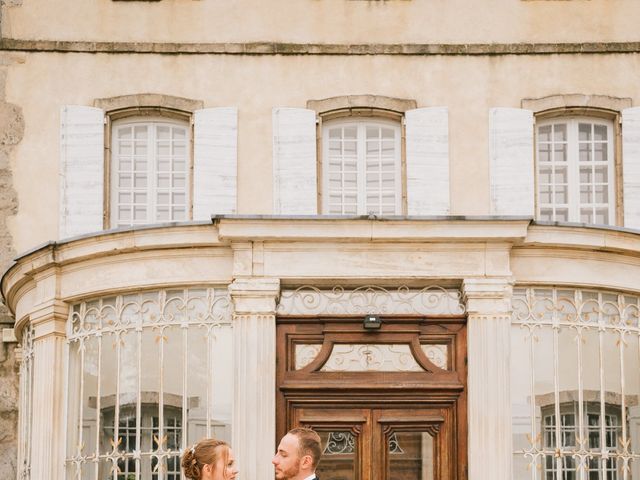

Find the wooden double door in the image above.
[{"left": 277, "top": 318, "right": 467, "bottom": 480}]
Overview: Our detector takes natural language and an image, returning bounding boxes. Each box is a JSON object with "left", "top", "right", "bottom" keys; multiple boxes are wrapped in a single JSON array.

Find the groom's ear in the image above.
[{"left": 301, "top": 453, "right": 314, "bottom": 470}]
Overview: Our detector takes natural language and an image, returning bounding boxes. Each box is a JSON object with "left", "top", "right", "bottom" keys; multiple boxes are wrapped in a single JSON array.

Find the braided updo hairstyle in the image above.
[{"left": 181, "top": 438, "right": 230, "bottom": 480}]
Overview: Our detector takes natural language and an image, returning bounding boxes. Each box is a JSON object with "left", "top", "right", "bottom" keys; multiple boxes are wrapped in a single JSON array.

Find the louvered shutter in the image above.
[
  {"left": 623, "top": 107, "right": 640, "bottom": 230},
  {"left": 489, "top": 108, "right": 534, "bottom": 216},
  {"left": 59, "top": 105, "right": 105, "bottom": 239},
  {"left": 193, "top": 107, "right": 238, "bottom": 219},
  {"left": 405, "top": 107, "right": 450, "bottom": 215},
  {"left": 272, "top": 108, "right": 317, "bottom": 214}
]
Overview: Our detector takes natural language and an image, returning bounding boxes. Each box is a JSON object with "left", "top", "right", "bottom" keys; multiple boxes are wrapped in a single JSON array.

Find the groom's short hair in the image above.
[{"left": 288, "top": 427, "right": 322, "bottom": 469}]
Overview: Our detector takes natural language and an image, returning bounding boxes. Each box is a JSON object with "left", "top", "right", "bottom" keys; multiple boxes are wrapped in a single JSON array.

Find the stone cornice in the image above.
[
  {"left": 214, "top": 216, "right": 532, "bottom": 242},
  {"left": 2, "top": 218, "right": 640, "bottom": 324},
  {"left": 2, "top": 38, "right": 640, "bottom": 55}
]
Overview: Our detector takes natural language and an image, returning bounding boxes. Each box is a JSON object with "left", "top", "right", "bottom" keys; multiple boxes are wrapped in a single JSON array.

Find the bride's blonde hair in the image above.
[{"left": 181, "top": 438, "right": 230, "bottom": 480}]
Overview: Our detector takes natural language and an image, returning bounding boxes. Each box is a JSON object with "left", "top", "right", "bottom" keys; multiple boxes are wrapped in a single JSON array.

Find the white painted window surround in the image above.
[{"left": 536, "top": 117, "right": 615, "bottom": 225}]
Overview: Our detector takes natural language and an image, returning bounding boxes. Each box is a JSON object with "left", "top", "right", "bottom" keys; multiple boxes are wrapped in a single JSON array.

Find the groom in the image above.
[{"left": 272, "top": 427, "right": 322, "bottom": 480}]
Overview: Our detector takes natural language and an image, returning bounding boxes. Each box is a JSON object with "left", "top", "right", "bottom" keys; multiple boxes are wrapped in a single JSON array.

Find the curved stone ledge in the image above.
[
  {"left": 307, "top": 95, "right": 417, "bottom": 115},
  {"left": 94, "top": 93, "right": 204, "bottom": 113},
  {"left": 2, "top": 218, "right": 640, "bottom": 341},
  {"left": 522, "top": 94, "right": 633, "bottom": 113}
]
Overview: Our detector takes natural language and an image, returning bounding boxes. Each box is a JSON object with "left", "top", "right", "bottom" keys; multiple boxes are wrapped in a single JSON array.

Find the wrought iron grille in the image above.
[
  {"left": 65, "top": 288, "right": 232, "bottom": 480},
  {"left": 511, "top": 287, "right": 640, "bottom": 480}
]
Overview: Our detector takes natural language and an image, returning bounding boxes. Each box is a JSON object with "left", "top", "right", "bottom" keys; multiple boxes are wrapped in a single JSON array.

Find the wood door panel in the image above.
[{"left": 277, "top": 318, "right": 467, "bottom": 480}]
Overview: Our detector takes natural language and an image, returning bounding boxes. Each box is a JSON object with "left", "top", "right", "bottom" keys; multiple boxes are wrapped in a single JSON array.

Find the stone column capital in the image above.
[
  {"left": 29, "top": 299, "right": 68, "bottom": 340},
  {"left": 462, "top": 277, "right": 514, "bottom": 317},
  {"left": 229, "top": 277, "right": 281, "bottom": 316}
]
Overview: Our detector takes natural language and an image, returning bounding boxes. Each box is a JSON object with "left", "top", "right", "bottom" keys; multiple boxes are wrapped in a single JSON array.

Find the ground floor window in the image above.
[
  {"left": 542, "top": 402, "right": 622, "bottom": 480},
  {"left": 511, "top": 287, "right": 640, "bottom": 480},
  {"left": 64, "top": 288, "right": 233, "bottom": 479}
]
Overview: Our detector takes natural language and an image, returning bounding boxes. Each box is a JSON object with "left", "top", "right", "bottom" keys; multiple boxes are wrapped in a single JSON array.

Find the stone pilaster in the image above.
[
  {"left": 27, "top": 300, "right": 68, "bottom": 480},
  {"left": 228, "top": 277, "right": 280, "bottom": 480},
  {"left": 462, "top": 277, "right": 513, "bottom": 480}
]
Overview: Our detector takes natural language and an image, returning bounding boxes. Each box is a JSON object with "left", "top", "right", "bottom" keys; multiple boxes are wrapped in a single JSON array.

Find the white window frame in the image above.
[
  {"left": 110, "top": 116, "right": 191, "bottom": 228},
  {"left": 322, "top": 117, "right": 402, "bottom": 215},
  {"left": 535, "top": 116, "right": 616, "bottom": 225}
]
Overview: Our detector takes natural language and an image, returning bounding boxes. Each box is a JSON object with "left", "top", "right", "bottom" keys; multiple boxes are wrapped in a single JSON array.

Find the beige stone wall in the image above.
[
  {"left": 2, "top": 0, "right": 640, "bottom": 44},
  {"left": 3, "top": 51, "right": 640, "bottom": 252}
]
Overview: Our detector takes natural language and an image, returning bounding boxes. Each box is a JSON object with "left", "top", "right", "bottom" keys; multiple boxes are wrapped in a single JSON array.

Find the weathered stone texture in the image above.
[{"left": 0, "top": 62, "right": 23, "bottom": 480}]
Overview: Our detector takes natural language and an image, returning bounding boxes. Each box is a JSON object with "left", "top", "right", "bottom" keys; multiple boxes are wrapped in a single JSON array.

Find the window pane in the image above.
[
  {"left": 594, "top": 124, "right": 607, "bottom": 141},
  {"left": 539, "top": 166, "right": 552, "bottom": 184},
  {"left": 119, "top": 175, "right": 132, "bottom": 188},
  {"left": 539, "top": 208, "right": 553, "bottom": 221},
  {"left": 580, "top": 186, "right": 592, "bottom": 204},
  {"left": 580, "top": 209, "right": 593, "bottom": 223},
  {"left": 594, "top": 167, "right": 608, "bottom": 183},
  {"left": 157, "top": 142, "right": 170, "bottom": 156},
  {"left": 554, "top": 144, "right": 567, "bottom": 163},
  {"left": 579, "top": 123, "right": 592, "bottom": 141},
  {"left": 158, "top": 174, "right": 170, "bottom": 188},
  {"left": 538, "top": 143, "right": 551, "bottom": 163},
  {"left": 538, "top": 125, "right": 552, "bottom": 142},
  {"left": 157, "top": 207, "right": 169, "bottom": 221},
  {"left": 554, "top": 124, "right": 567, "bottom": 141},
  {"left": 594, "top": 209, "right": 608, "bottom": 224},
  {"left": 556, "top": 209, "right": 568, "bottom": 222},
  {"left": 157, "top": 126, "right": 170, "bottom": 139},
  {"left": 594, "top": 185, "right": 607, "bottom": 203},
  {"left": 555, "top": 186, "right": 568, "bottom": 204},
  {"left": 119, "top": 142, "right": 132, "bottom": 155},
  {"left": 157, "top": 192, "right": 170, "bottom": 205},
  {"left": 366, "top": 126, "right": 379, "bottom": 139},
  {"left": 594, "top": 142, "right": 607, "bottom": 162}
]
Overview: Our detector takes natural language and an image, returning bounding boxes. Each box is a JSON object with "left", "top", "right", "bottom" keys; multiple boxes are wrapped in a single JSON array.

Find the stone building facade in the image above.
[{"left": 1, "top": 1, "right": 640, "bottom": 480}]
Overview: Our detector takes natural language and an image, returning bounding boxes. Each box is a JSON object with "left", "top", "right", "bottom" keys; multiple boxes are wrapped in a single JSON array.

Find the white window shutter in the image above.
[
  {"left": 272, "top": 107, "right": 317, "bottom": 214},
  {"left": 489, "top": 108, "right": 534, "bottom": 216},
  {"left": 59, "top": 105, "right": 105, "bottom": 239},
  {"left": 623, "top": 107, "right": 640, "bottom": 230},
  {"left": 405, "top": 107, "right": 450, "bottom": 215},
  {"left": 193, "top": 107, "right": 238, "bottom": 219}
]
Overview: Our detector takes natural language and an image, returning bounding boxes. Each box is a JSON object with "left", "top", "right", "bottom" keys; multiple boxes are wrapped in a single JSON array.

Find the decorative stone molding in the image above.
[
  {"left": 1, "top": 328, "right": 17, "bottom": 343},
  {"left": 277, "top": 285, "right": 465, "bottom": 316},
  {"left": 462, "top": 277, "right": 514, "bottom": 480},
  {"left": 307, "top": 95, "right": 417, "bottom": 117},
  {"left": 462, "top": 277, "right": 513, "bottom": 315},
  {"left": 94, "top": 93, "right": 204, "bottom": 113},
  {"left": 229, "top": 277, "right": 280, "bottom": 315},
  {"left": 4, "top": 39, "right": 640, "bottom": 56},
  {"left": 521, "top": 94, "right": 632, "bottom": 114}
]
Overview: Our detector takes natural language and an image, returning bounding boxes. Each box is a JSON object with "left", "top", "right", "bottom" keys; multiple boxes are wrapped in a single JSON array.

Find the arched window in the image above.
[
  {"left": 322, "top": 118, "right": 402, "bottom": 215},
  {"left": 110, "top": 118, "right": 190, "bottom": 227},
  {"left": 536, "top": 116, "right": 616, "bottom": 225}
]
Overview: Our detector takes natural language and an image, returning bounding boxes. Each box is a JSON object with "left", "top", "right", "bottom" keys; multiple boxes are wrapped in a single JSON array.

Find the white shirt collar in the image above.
[{"left": 303, "top": 474, "right": 317, "bottom": 480}]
